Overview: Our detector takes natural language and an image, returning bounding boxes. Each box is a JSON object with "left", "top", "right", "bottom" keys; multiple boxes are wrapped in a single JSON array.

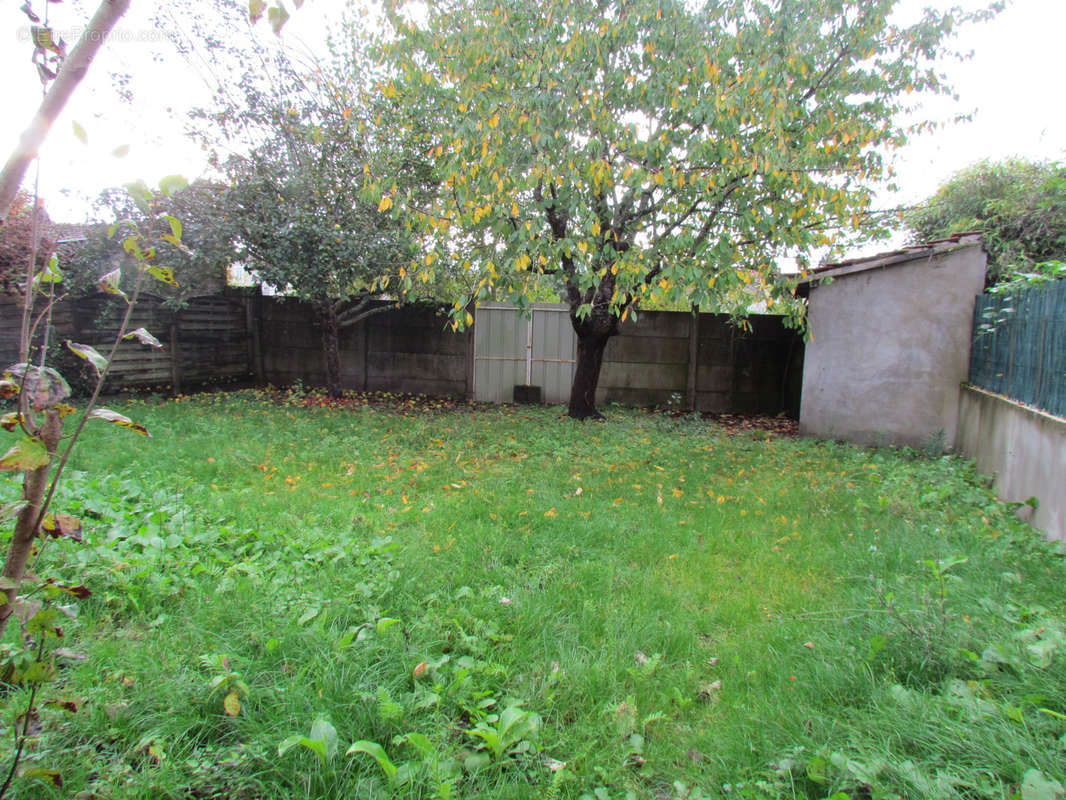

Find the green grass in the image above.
[{"left": 1, "top": 390, "right": 1064, "bottom": 799}]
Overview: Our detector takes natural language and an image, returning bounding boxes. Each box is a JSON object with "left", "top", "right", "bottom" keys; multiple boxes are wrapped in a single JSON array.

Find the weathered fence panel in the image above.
[
  {"left": 472, "top": 303, "right": 803, "bottom": 415},
  {"left": 970, "top": 280, "right": 1066, "bottom": 418}
]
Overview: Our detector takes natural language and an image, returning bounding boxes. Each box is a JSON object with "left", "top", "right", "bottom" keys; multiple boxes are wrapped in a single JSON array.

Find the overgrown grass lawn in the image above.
[{"left": 3, "top": 391, "right": 1065, "bottom": 799}]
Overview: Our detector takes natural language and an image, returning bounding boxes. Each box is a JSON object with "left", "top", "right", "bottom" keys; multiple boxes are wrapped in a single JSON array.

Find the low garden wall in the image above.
[{"left": 956, "top": 385, "right": 1066, "bottom": 541}]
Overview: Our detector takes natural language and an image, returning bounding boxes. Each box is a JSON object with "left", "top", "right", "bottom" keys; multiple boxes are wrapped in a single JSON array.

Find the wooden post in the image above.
[
  {"left": 466, "top": 307, "right": 477, "bottom": 401},
  {"left": 361, "top": 317, "right": 370, "bottom": 392},
  {"left": 686, "top": 307, "right": 699, "bottom": 411},
  {"left": 169, "top": 315, "right": 183, "bottom": 397},
  {"left": 246, "top": 294, "right": 265, "bottom": 385}
]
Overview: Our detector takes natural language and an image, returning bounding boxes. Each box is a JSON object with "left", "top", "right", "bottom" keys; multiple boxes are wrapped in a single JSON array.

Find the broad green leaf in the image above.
[
  {"left": 146, "top": 265, "right": 179, "bottom": 287},
  {"left": 1021, "top": 769, "right": 1065, "bottom": 800},
  {"left": 347, "top": 740, "right": 397, "bottom": 781},
  {"left": 158, "top": 174, "right": 188, "bottom": 197},
  {"left": 111, "top": 144, "right": 130, "bottom": 158},
  {"left": 97, "top": 267, "right": 128, "bottom": 300},
  {"left": 89, "top": 408, "right": 151, "bottom": 437},
  {"left": 164, "top": 214, "right": 183, "bottom": 241},
  {"left": 33, "top": 253, "right": 63, "bottom": 290},
  {"left": 67, "top": 341, "right": 109, "bottom": 375},
  {"left": 268, "top": 4, "right": 290, "bottom": 36},
  {"left": 277, "top": 734, "right": 323, "bottom": 761},
  {"left": 309, "top": 717, "right": 338, "bottom": 762},
  {"left": 71, "top": 121, "right": 87, "bottom": 144},
  {"left": 376, "top": 617, "right": 401, "bottom": 635},
  {"left": 124, "top": 327, "right": 164, "bottom": 348},
  {"left": 0, "top": 437, "right": 50, "bottom": 471}
]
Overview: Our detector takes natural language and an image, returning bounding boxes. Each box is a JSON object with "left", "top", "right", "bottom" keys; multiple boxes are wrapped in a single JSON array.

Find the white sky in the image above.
[{"left": 1, "top": 0, "right": 1063, "bottom": 255}]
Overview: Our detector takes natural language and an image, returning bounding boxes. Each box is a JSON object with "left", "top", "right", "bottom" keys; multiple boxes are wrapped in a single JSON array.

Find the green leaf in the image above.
[
  {"left": 111, "top": 144, "right": 130, "bottom": 158},
  {"left": 146, "top": 265, "right": 179, "bottom": 287},
  {"left": 89, "top": 408, "right": 151, "bottom": 437},
  {"left": 71, "top": 121, "right": 87, "bottom": 144},
  {"left": 164, "top": 214, "right": 183, "bottom": 241},
  {"left": 1021, "top": 769, "right": 1065, "bottom": 800},
  {"left": 268, "top": 3, "right": 290, "bottom": 35},
  {"left": 158, "top": 174, "right": 188, "bottom": 197},
  {"left": 278, "top": 735, "right": 325, "bottom": 763},
  {"left": 249, "top": 0, "right": 267, "bottom": 23},
  {"left": 67, "top": 341, "right": 109, "bottom": 375},
  {"left": 96, "top": 267, "right": 128, "bottom": 300},
  {"left": 347, "top": 740, "right": 398, "bottom": 782},
  {"left": 0, "top": 437, "right": 50, "bottom": 471},
  {"left": 125, "top": 180, "right": 153, "bottom": 215},
  {"left": 309, "top": 717, "right": 338, "bottom": 762},
  {"left": 376, "top": 617, "right": 401, "bottom": 635},
  {"left": 33, "top": 253, "right": 63, "bottom": 290},
  {"left": 124, "top": 327, "right": 164, "bottom": 349}
]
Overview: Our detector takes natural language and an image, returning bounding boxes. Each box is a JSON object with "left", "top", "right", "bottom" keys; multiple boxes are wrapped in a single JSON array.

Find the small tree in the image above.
[
  {"left": 905, "top": 158, "right": 1066, "bottom": 282},
  {"left": 376, "top": 0, "right": 997, "bottom": 418},
  {"left": 65, "top": 180, "right": 234, "bottom": 305},
  {"left": 216, "top": 86, "right": 426, "bottom": 398}
]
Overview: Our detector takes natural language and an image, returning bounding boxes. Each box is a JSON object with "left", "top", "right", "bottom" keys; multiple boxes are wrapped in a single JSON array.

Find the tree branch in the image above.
[{"left": 0, "top": 0, "right": 132, "bottom": 221}]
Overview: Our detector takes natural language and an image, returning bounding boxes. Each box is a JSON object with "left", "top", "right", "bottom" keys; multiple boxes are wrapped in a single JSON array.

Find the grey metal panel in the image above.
[
  {"left": 475, "top": 303, "right": 574, "bottom": 405},
  {"left": 530, "top": 307, "right": 575, "bottom": 404},
  {"left": 474, "top": 306, "right": 528, "bottom": 403}
]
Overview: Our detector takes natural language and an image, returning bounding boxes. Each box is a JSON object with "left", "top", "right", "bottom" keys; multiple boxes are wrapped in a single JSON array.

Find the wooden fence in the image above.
[
  {"left": 970, "top": 280, "right": 1066, "bottom": 418},
  {"left": 0, "top": 292, "right": 804, "bottom": 416}
]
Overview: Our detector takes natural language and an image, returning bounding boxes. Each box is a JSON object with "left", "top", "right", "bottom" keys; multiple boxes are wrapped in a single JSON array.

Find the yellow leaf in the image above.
[
  {"left": 425, "top": 252, "right": 438, "bottom": 266},
  {"left": 223, "top": 690, "right": 241, "bottom": 717},
  {"left": 464, "top": 311, "right": 474, "bottom": 327},
  {"left": 511, "top": 202, "right": 520, "bottom": 217},
  {"left": 577, "top": 241, "right": 589, "bottom": 255},
  {"left": 544, "top": 508, "right": 557, "bottom": 517},
  {"left": 515, "top": 253, "right": 530, "bottom": 271},
  {"left": 378, "top": 195, "right": 393, "bottom": 212},
  {"left": 489, "top": 112, "right": 500, "bottom": 128}
]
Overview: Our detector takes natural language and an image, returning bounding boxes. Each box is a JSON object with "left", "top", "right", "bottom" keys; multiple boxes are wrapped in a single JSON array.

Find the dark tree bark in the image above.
[
  {"left": 316, "top": 302, "right": 343, "bottom": 399},
  {"left": 567, "top": 304, "right": 619, "bottom": 420},
  {"left": 0, "top": 409, "right": 61, "bottom": 637}
]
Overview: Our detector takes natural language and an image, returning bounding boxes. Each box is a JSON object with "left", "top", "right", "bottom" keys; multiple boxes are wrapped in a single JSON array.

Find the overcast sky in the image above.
[{"left": 2, "top": 0, "right": 1063, "bottom": 256}]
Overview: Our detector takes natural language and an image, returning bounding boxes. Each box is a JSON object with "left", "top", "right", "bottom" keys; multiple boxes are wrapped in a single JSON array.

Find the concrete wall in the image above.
[
  {"left": 956, "top": 385, "right": 1065, "bottom": 541},
  {"left": 799, "top": 237, "right": 987, "bottom": 447}
]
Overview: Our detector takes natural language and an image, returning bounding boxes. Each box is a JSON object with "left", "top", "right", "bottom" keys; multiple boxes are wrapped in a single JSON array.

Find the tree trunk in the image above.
[
  {"left": 567, "top": 308, "right": 619, "bottom": 420},
  {"left": 0, "top": 409, "right": 62, "bottom": 639},
  {"left": 0, "top": 0, "right": 131, "bottom": 221},
  {"left": 317, "top": 302, "right": 343, "bottom": 398}
]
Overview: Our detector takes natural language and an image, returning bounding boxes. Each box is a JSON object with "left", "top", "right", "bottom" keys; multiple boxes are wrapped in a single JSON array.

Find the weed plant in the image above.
[{"left": 1, "top": 391, "right": 1063, "bottom": 799}]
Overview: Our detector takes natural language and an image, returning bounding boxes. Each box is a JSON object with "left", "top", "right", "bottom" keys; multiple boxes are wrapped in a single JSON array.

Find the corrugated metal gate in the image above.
[{"left": 473, "top": 303, "right": 576, "bottom": 404}]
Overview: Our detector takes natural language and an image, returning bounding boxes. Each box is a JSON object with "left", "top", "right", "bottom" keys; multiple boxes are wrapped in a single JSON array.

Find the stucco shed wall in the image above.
[{"left": 799, "top": 241, "right": 987, "bottom": 448}]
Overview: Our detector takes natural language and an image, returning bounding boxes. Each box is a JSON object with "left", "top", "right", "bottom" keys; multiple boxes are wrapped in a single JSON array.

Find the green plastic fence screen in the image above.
[{"left": 969, "top": 280, "right": 1066, "bottom": 418}]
